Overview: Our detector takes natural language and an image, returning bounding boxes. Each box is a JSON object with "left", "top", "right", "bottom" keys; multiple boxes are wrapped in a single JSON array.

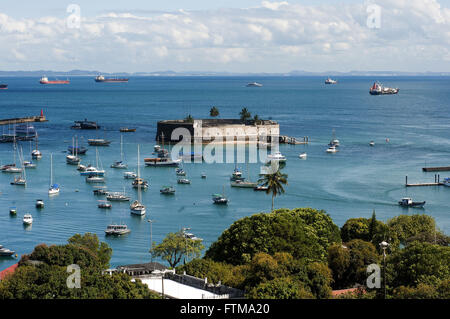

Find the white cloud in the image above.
[{"left": 0, "top": 0, "right": 449, "bottom": 72}]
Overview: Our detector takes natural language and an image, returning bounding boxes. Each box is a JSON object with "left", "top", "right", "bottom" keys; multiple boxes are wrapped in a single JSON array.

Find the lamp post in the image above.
[
  {"left": 147, "top": 219, "right": 155, "bottom": 264},
  {"left": 379, "top": 241, "right": 390, "bottom": 299}
]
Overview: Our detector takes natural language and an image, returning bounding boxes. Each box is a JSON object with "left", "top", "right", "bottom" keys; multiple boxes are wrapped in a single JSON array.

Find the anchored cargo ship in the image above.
[
  {"left": 369, "top": 82, "right": 399, "bottom": 95},
  {"left": 95, "top": 75, "right": 128, "bottom": 83},
  {"left": 39, "top": 76, "right": 70, "bottom": 84}
]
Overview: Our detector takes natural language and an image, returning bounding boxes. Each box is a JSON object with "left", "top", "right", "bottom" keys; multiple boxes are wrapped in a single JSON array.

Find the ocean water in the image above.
[{"left": 1, "top": 76, "right": 450, "bottom": 270}]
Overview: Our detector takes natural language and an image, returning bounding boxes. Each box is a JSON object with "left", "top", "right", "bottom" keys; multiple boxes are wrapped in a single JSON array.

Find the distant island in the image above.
[{"left": 0, "top": 70, "right": 450, "bottom": 77}]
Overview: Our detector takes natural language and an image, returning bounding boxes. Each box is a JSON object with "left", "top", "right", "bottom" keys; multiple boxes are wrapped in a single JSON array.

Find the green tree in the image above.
[
  {"left": 205, "top": 208, "right": 333, "bottom": 265},
  {"left": 327, "top": 243, "right": 351, "bottom": 289},
  {"left": 151, "top": 230, "right": 205, "bottom": 268},
  {"left": 209, "top": 106, "right": 219, "bottom": 117},
  {"left": 253, "top": 114, "right": 261, "bottom": 124},
  {"left": 258, "top": 169, "right": 288, "bottom": 211},
  {"left": 341, "top": 215, "right": 388, "bottom": 246},
  {"left": 185, "top": 114, "right": 194, "bottom": 123},
  {"left": 239, "top": 107, "right": 251, "bottom": 122},
  {"left": 247, "top": 277, "right": 314, "bottom": 299}
]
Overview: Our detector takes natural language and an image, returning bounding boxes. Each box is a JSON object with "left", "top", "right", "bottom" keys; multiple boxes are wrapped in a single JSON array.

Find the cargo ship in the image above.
[
  {"left": 94, "top": 75, "right": 128, "bottom": 83},
  {"left": 0, "top": 84, "right": 8, "bottom": 90},
  {"left": 39, "top": 76, "right": 70, "bottom": 84},
  {"left": 369, "top": 82, "right": 399, "bottom": 95}
]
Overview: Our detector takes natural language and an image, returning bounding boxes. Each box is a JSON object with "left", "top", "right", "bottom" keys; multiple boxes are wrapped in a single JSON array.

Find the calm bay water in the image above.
[{"left": 1, "top": 76, "right": 450, "bottom": 270}]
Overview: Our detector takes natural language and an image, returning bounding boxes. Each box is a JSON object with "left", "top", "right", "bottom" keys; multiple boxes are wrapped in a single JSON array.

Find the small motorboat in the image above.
[
  {"left": 369, "top": 141, "right": 375, "bottom": 147},
  {"left": 93, "top": 186, "right": 108, "bottom": 195},
  {"left": 106, "top": 192, "right": 130, "bottom": 201},
  {"left": 48, "top": 184, "right": 60, "bottom": 195},
  {"left": 23, "top": 214, "right": 33, "bottom": 225},
  {"left": 201, "top": 173, "right": 207, "bottom": 179},
  {"left": 398, "top": 198, "right": 426, "bottom": 208},
  {"left": 160, "top": 186, "right": 176, "bottom": 195},
  {"left": 177, "top": 178, "right": 191, "bottom": 184},
  {"left": 299, "top": 153, "right": 307, "bottom": 159},
  {"left": 111, "top": 160, "right": 128, "bottom": 169},
  {"left": 120, "top": 128, "right": 136, "bottom": 133},
  {"left": 212, "top": 194, "right": 228, "bottom": 205},
  {"left": 9, "top": 207, "right": 17, "bottom": 215},
  {"left": 0, "top": 245, "right": 15, "bottom": 257},
  {"left": 87, "top": 138, "right": 111, "bottom": 146},
  {"left": 175, "top": 168, "right": 186, "bottom": 176},
  {"left": 23, "top": 161, "right": 36, "bottom": 168},
  {"left": 98, "top": 200, "right": 112, "bottom": 209},
  {"left": 326, "top": 145, "right": 338, "bottom": 153},
  {"left": 105, "top": 224, "right": 130, "bottom": 236},
  {"left": 124, "top": 171, "right": 137, "bottom": 179},
  {"left": 130, "top": 200, "right": 146, "bottom": 216},
  {"left": 265, "top": 151, "right": 287, "bottom": 164},
  {"left": 132, "top": 177, "right": 149, "bottom": 189},
  {"left": 86, "top": 175, "right": 105, "bottom": 183},
  {"left": 35, "top": 199, "right": 44, "bottom": 208}
]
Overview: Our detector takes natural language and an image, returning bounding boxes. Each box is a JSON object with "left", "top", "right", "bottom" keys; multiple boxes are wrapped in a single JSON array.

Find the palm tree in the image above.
[
  {"left": 253, "top": 114, "right": 261, "bottom": 125},
  {"left": 239, "top": 107, "right": 251, "bottom": 122},
  {"left": 258, "top": 169, "right": 288, "bottom": 212},
  {"left": 210, "top": 106, "right": 219, "bottom": 117}
]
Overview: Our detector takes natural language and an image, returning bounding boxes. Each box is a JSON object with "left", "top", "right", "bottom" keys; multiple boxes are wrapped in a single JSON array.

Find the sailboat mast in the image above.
[
  {"left": 120, "top": 134, "right": 123, "bottom": 161},
  {"left": 137, "top": 145, "right": 141, "bottom": 202},
  {"left": 50, "top": 153, "right": 53, "bottom": 186}
]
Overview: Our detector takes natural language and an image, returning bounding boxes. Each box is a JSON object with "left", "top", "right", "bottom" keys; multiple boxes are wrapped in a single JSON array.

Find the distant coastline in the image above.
[{"left": 1, "top": 70, "right": 450, "bottom": 77}]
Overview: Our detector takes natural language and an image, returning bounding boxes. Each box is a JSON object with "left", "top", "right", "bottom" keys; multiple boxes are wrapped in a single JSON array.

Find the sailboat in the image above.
[
  {"left": 329, "top": 129, "right": 340, "bottom": 147},
  {"left": 111, "top": 135, "right": 128, "bottom": 168},
  {"left": 48, "top": 153, "right": 60, "bottom": 195},
  {"left": 212, "top": 186, "right": 228, "bottom": 205},
  {"left": 11, "top": 146, "right": 26, "bottom": 186},
  {"left": 79, "top": 148, "right": 105, "bottom": 176},
  {"left": 3, "top": 138, "right": 22, "bottom": 173},
  {"left": 31, "top": 132, "right": 42, "bottom": 159},
  {"left": 130, "top": 145, "right": 146, "bottom": 216},
  {"left": 230, "top": 163, "right": 257, "bottom": 188},
  {"left": 67, "top": 136, "right": 81, "bottom": 165}
]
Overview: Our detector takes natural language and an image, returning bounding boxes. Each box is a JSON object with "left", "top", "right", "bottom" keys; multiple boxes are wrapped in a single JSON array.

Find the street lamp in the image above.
[
  {"left": 379, "top": 241, "right": 390, "bottom": 299},
  {"left": 147, "top": 219, "right": 156, "bottom": 264}
]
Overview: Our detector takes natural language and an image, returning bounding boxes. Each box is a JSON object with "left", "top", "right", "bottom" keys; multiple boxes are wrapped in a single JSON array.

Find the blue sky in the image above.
[{"left": 1, "top": 0, "right": 450, "bottom": 73}]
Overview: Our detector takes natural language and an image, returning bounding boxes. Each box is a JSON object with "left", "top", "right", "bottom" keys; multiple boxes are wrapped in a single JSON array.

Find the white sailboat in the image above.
[
  {"left": 31, "top": 132, "right": 42, "bottom": 159},
  {"left": 48, "top": 153, "right": 60, "bottom": 195},
  {"left": 11, "top": 146, "right": 26, "bottom": 186},
  {"left": 3, "top": 138, "right": 22, "bottom": 173},
  {"left": 111, "top": 135, "right": 128, "bottom": 169},
  {"left": 130, "top": 145, "right": 146, "bottom": 216},
  {"left": 67, "top": 136, "right": 81, "bottom": 165}
]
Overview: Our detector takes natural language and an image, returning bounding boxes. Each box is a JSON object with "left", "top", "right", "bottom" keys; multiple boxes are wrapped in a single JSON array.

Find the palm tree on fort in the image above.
[
  {"left": 239, "top": 107, "right": 251, "bottom": 122},
  {"left": 258, "top": 169, "right": 288, "bottom": 212},
  {"left": 210, "top": 106, "right": 219, "bottom": 117}
]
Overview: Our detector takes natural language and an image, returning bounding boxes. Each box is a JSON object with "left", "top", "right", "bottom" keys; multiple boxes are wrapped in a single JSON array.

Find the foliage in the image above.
[
  {"left": 239, "top": 107, "right": 251, "bottom": 122},
  {"left": 0, "top": 233, "right": 158, "bottom": 299},
  {"left": 257, "top": 169, "right": 288, "bottom": 211},
  {"left": 340, "top": 214, "right": 388, "bottom": 246},
  {"left": 387, "top": 241, "right": 450, "bottom": 288},
  {"left": 185, "top": 114, "right": 194, "bottom": 123},
  {"left": 386, "top": 214, "right": 441, "bottom": 249},
  {"left": 328, "top": 240, "right": 380, "bottom": 289},
  {"left": 205, "top": 209, "right": 337, "bottom": 266},
  {"left": 209, "top": 106, "right": 219, "bottom": 117},
  {"left": 247, "top": 277, "right": 314, "bottom": 299},
  {"left": 151, "top": 230, "right": 205, "bottom": 268}
]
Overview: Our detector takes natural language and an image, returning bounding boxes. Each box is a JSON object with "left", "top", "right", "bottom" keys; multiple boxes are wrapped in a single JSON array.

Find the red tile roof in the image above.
[{"left": 0, "top": 263, "right": 18, "bottom": 280}]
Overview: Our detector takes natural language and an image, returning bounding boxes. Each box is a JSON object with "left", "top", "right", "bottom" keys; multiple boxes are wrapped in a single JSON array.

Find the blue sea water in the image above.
[{"left": 1, "top": 76, "right": 450, "bottom": 270}]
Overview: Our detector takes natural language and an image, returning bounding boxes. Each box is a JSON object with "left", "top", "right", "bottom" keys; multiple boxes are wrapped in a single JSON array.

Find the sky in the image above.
[{"left": 1, "top": 0, "right": 450, "bottom": 73}]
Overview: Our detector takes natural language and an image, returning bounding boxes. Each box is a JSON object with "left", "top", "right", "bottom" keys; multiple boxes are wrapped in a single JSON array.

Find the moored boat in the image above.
[
  {"left": 23, "top": 214, "right": 33, "bottom": 225},
  {"left": 160, "top": 186, "right": 176, "bottom": 195},
  {"left": 398, "top": 197, "right": 426, "bottom": 208},
  {"left": 39, "top": 76, "right": 70, "bottom": 84},
  {"left": 105, "top": 224, "right": 130, "bottom": 236},
  {"left": 369, "top": 82, "right": 399, "bottom": 95}
]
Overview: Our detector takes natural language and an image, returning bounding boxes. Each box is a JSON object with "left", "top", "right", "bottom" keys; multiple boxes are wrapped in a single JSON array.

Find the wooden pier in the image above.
[
  {"left": 0, "top": 111, "right": 47, "bottom": 126},
  {"left": 405, "top": 175, "right": 445, "bottom": 187},
  {"left": 280, "top": 136, "right": 309, "bottom": 145}
]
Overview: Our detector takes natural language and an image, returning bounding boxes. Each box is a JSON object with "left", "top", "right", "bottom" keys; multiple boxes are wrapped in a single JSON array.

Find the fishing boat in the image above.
[
  {"left": 105, "top": 224, "right": 130, "bottom": 236},
  {"left": 329, "top": 129, "right": 340, "bottom": 147},
  {"left": 35, "top": 199, "right": 44, "bottom": 208},
  {"left": 48, "top": 154, "right": 60, "bottom": 195},
  {"left": 299, "top": 153, "right": 307, "bottom": 159},
  {"left": 98, "top": 200, "right": 112, "bottom": 209},
  {"left": 265, "top": 151, "right": 287, "bottom": 164},
  {"left": 144, "top": 157, "right": 181, "bottom": 167},
  {"left": 86, "top": 175, "right": 105, "bottom": 183},
  {"left": 124, "top": 171, "right": 137, "bottom": 179},
  {"left": 398, "top": 197, "right": 425, "bottom": 208},
  {"left": 9, "top": 207, "right": 17, "bottom": 215},
  {"left": 31, "top": 133, "right": 42, "bottom": 159},
  {"left": 177, "top": 178, "right": 191, "bottom": 184},
  {"left": 326, "top": 145, "right": 338, "bottom": 153},
  {"left": 93, "top": 186, "right": 108, "bottom": 195},
  {"left": 175, "top": 168, "right": 186, "bottom": 176},
  {"left": 160, "top": 186, "right": 176, "bottom": 195},
  {"left": 107, "top": 190, "right": 130, "bottom": 201},
  {"left": 212, "top": 193, "right": 228, "bottom": 205},
  {"left": 111, "top": 135, "right": 127, "bottom": 168},
  {"left": 71, "top": 119, "right": 100, "bottom": 130},
  {"left": 11, "top": 146, "right": 26, "bottom": 186},
  {"left": 246, "top": 82, "right": 263, "bottom": 87},
  {"left": 130, "top": 145, "right": 146, "bottom": 216},
  {"left": 67, "top": 137, "right": 81, "bottom": 165},
  {"left": 325, "top": 77, "right": 337, "bottom": 84},
  {"left": 369, "top": 82, "right": 399, "bottom": 95},
  {"left": 87, "top": 138, "right": 111, "bottom": 146},
  {"left": 23, "top": 214, "right": 33, "bottom": 225},
  {"left": 0, "top": 246, "right": 15, "bottom": 257}
]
